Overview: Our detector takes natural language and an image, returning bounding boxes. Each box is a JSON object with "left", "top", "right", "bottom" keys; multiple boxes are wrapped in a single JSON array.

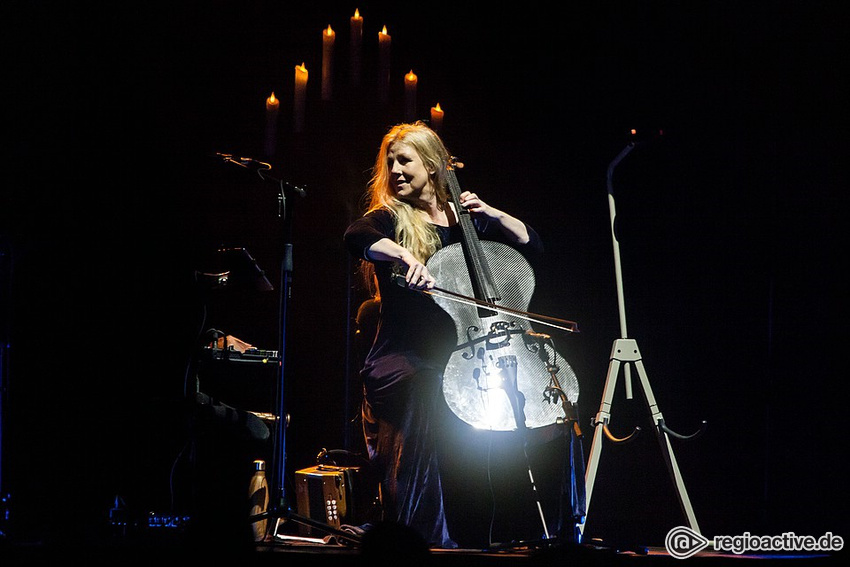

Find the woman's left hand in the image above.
[
  {"left": 458, "top": 190, "right": 531, "bottom": 245},
  {"left": 459, "top": 191, "right": 496, "bottom": 220}
]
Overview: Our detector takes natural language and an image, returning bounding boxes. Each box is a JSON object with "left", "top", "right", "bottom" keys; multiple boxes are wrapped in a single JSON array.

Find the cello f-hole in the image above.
[{"left": 463, "top": 325, "right": 480, "bottom": 359}]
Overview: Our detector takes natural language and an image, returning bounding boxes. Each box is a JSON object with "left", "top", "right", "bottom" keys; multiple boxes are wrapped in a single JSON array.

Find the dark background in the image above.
[{"left": 2, "top": 0, "right": 847, "bottom": 551}]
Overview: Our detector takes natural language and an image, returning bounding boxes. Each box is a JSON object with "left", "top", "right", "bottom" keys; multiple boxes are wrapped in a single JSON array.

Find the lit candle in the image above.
[
  {"left": 349, "top": 9, "right": 363, "bottom": 86},
  {"left": 378, "top": 25, "right": 391, "bottom": 103},
  {"left": 321, "top": 25, "right": 335, "bottom": 101},
  {"left": 294, "top": 62, "right": 308, "bottom": 133},
  {"left": 430, "top": 103, "right": 444, "bottom": 134},
  {"left": 266, "top": 91, "right": 280, "bottom": 115},
  {"left": 404, "top": 70, "right": 417, "bottom": 122},
  {"left": 264, "top": 92, "right": 280, "bottom": 155}
]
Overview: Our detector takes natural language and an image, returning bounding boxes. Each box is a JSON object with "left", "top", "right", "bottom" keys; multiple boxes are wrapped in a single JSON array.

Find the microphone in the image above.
[{"left": 214, "top": 151, "right": 307, "bottom": 197}]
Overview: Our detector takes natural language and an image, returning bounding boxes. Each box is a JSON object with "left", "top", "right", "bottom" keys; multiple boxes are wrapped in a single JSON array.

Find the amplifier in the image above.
[{"left": 294, "top": 465, "right": 376, "bottom": 535}]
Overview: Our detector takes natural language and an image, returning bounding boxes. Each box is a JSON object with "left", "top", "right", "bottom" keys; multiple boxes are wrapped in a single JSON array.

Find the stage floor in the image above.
[{"left": 1, "top": 532, "right": 840, "bottom": 566}]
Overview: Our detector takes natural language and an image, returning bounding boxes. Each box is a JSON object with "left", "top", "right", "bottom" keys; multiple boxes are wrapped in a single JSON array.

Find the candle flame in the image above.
[
  {"left": 405, "top": 70, "right": 416, "bottom": 82},
  {"left": 381, "top": 25, "right": 387, "bottom": 35},
  {"left": 297, "top": 62, "right": 307, "bottom": 73},
  {"left": 267, "top": 92, "right": 277, "bottom": 104},
  {"left": 354, "top": 8, "right": 360, "bottom": 18},
  {"left": 325, "top": 25, "right": 334, "bottom": 36},
  {"left": 435, "top": 103, "right": 443, "bottom": 112}
]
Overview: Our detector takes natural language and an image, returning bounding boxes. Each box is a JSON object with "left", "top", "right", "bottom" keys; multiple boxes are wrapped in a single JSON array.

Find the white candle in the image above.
[
  {"left": 264, "top": 92, "right": 280, "bottom": 155},
  {"left": 321, "top": 25, "right": 335, "bottom": 101},
  {"left": 378, "top": 25, "right": 391, "bottom": 103},
  {"left": 430, "top": 103, "right": 444, "bottom": 134},
  {"left": 294, "top": 63, "right": 308, "bottom": 133},
  {"left": 350, "top": 9, "right": 363, "bottom": 86},
  {"left": 404, "top": 70, "right": 417, "bottom": 122}
]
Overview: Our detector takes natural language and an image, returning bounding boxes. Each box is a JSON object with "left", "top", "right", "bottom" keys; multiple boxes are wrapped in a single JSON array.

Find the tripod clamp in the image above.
[
  {"left": 590, "top": 416, "right": 641, "bottom": 444},
  {"left": 589, "top": 416, "right": 706, "bottom": 444},
  {"left": 659, "top": 418, "right": 707, "bottom": 441}
]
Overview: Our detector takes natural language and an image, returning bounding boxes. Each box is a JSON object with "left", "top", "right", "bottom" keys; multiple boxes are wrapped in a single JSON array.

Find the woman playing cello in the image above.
[{"left": 343, "top": 121, "right": 543, "bottom": 548}]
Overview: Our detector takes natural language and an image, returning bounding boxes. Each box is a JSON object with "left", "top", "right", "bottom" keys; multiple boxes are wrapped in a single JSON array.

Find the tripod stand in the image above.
[{"left": 581, "top": 141, "right": 706, "bottom": 539}]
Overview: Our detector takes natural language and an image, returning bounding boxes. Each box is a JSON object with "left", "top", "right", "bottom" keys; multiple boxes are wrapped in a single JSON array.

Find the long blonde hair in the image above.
[{"left": 360, "top": 121, "right": 451, "bottom": 293}]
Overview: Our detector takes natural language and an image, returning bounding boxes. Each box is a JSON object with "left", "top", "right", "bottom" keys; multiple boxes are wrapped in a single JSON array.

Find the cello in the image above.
[{"left": 424, "top": 158, "right": 581, "bottom": 432}]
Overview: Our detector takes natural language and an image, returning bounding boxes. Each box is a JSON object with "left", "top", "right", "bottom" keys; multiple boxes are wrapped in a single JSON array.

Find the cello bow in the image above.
[{"left": 392, "top": 273, "right": 579, "bottom": 334}]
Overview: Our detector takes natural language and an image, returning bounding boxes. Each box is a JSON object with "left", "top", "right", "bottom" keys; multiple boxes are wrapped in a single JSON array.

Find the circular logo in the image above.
[{"left": 665, "top": 526, "right": 710, "bottom": 559}]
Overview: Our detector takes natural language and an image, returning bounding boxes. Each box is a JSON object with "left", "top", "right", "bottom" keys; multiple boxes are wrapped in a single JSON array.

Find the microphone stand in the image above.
[
  {"left": 214, "top": 154, "right": 307, "bottom": 533},
  {"left": 272, "top": 170, "right": 296, "bottom": 530},
  {"left": 214, "top": 154, "right": 362, "bottom": 545}
]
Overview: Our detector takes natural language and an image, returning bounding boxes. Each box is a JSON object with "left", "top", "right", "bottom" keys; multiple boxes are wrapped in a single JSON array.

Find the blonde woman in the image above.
[{"left": 344, "top": 121, "right": 542, "bottom": 548}]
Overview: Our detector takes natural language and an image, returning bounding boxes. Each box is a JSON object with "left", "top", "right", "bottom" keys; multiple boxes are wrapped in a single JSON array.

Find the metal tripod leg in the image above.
[{"left": 580, "top": 338, "right": 701, "bottom": 537}]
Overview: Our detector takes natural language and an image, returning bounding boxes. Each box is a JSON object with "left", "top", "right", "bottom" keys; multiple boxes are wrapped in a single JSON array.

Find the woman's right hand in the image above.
[
  {"left": 404, "top": 258, "right": 435, "bottom": 290},
  {"left": 366, "top": 238, "right": 436, "bottom": 290}
]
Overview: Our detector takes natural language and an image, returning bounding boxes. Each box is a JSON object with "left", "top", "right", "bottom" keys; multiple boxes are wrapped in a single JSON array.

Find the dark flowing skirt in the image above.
[{"left": 361, "top": 362, "right": 457, "bottom": 549}]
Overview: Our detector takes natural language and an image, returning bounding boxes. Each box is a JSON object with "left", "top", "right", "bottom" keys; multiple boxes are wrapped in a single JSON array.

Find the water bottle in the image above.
[{"left": 248, "top": 459, "right": 269, "bottom": 542}]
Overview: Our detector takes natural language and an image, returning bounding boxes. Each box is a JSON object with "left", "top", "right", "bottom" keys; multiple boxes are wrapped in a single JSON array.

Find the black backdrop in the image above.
[{"left": 3, "top": 0, "right": 847, "bottom": 550}]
